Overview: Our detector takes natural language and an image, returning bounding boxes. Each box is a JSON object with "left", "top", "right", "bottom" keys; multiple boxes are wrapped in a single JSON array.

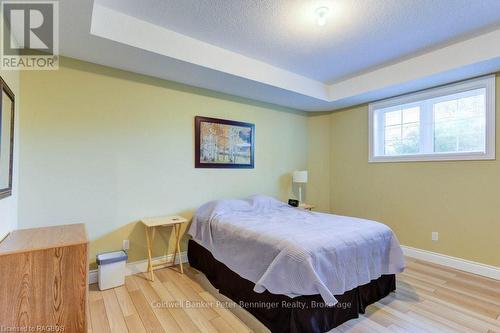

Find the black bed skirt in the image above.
[{"left": 188, "top": 240, "right": 396, "bottom": 333}]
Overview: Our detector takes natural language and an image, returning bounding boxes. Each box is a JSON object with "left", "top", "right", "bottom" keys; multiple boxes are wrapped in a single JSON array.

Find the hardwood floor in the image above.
[{"left": 88, "top": 258, "right": 500, "bottom": 332}]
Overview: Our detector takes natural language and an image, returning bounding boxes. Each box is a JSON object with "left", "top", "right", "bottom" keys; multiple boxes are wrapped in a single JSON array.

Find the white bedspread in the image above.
[{"left": 188, "top": 195, "right": 405, "bottom": 305}]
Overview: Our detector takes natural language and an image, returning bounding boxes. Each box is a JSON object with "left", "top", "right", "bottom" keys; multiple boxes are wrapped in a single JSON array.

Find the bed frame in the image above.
[{"left": 188, "top": 240, "right": 396, "bottom": 333}]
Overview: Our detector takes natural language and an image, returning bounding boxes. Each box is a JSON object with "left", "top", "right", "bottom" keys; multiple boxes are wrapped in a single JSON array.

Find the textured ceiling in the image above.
[
  {"left": 57, "top": 0, "right": 500, "bottom": 111},
  {"left": 98, "top": 0, "right": 500, "bottom": 83}
]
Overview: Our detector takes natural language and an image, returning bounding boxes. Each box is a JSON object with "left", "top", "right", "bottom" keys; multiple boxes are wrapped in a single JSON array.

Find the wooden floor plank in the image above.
[
  {"left": 210, "top": 316, "right": 236, "bottom": 333},
  {"left": 433, "top": 287, "right": 500, "bottom": 319},
  {"left": 420, "top": 300, "right": 498, "bottom": 332},
  {"left": 444, "top": 280, "right": 500, "bottom": 305},
  {"left": 401, "top": 269, "right": 447, "bottom": 285},
  {"left": 129, "top": 289, "right": 165, "bottom": 333},
  {"left": 158, "top": 268, "right": 219, "bottom": 320},
  {"left": 182, "top": 267, "right": 207, "bottom": 293},
  {"left": 162, "top": 278, "right": 220, "bottom": 333},
  {"left": 408, "top": 261, "right": 458, "bottom": 279},
  {"left": 86, "top": 299, "right": 93, "bottom": 333},
  {"left": 398, "top": 281, "right": 500, "bottom": 330},
  {"left": 148, "top": 272, "right": 202, "bottom": 333},
  {"left": 364, "top": 306, "right": 411, "bottom": 330},
  {"left": 124, "top": 314, "right": 148, "bottom": 333},
  {"left": 125, "top": 275, "right": 140, "bottom": 292},
  {"left": 398, "top": 275, "right": 437, "bottom": 293},
  {"left": 89, "top": 298, "right": 111, "bottom": 333},
  {"left": 386, "top": 324, "right": 410, "bottom": 333},
  {"left": 199, "top": 291, "right": 252, "bottom": 333},
  {"left": 403, "top": 268, "right": 500, "bottom": 307},
  {"left": 371, "top": 301, "right": 435, "bottom": 333},
  {"left": 114, "top": 285, "right": 138, "bottom": 317},
  {"left": 132, "top": 274, "right": 183, "bottom": 333},
  {"left": 89, "top": 284, "right": 103, "bottom": 302},
  {"left": 114, "top": 285, "right": 148, "bottom": 332},
  {"left": 102, "top": 289, "right": 129, "bottom": 333},
  {"left": 88, "top": 259, "right": 500, "bottom": 333},
  {"left": 406, "top": 307, "right": 475, "bottom": 333}
]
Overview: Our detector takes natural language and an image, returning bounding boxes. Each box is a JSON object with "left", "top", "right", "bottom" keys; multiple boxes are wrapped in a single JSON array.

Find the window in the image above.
[{"left": 369, "top": 75, "right": 495, "bottom": 162}]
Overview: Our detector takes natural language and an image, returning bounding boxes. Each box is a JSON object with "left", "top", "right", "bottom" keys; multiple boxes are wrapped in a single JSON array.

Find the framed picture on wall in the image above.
[
  {"left": 0, "top": 76, "right": 15, "bottom": 200},
  {"left": 195, "top": 116, "right": 255, "bottom": 168}
]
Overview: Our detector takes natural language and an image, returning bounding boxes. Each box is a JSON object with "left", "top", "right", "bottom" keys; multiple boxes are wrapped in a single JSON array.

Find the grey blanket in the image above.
[{"left": 188, "top": 195, "right": 405, "bottom": 305}]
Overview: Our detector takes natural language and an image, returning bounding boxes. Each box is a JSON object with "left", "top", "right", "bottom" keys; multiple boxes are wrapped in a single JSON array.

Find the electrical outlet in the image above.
[
  {"left": 123, "top": 239, "right": 130, "bottom": 251},
  {"left": 431, "top": 232, "right": 439, "bottom": 241}
]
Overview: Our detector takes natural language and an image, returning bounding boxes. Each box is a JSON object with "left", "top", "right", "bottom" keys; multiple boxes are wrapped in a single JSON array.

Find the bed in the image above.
[{"left": 188, "top": 195, "right": 405, "bottom": 332}]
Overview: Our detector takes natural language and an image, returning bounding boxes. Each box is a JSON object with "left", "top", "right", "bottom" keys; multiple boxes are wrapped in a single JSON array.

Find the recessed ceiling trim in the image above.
[
  {"left": 329, "top": 28, "right": 500, "bottom": 101},
  {"left": 90, "top": 4, "right": 329, "bottom": 101},
  {"left": 88, "top": 2, "right": 500, "bottom": 111}
]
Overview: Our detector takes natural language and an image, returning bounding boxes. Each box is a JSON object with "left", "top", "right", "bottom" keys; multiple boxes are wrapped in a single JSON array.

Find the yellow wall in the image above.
[
  {"left": 309, "top": 73, "right": 500, "bottom": 267},
  {"left": 19, "top": 57, "right": 308, "bottom": 268},
  {"left": 307, "top": 114, "right": 331, "bottom": 213}
]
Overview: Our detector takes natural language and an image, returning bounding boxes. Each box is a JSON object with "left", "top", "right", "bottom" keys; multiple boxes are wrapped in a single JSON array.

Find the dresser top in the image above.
[{"left": 0, "top": 224, "right": 88, "bottom": 256}]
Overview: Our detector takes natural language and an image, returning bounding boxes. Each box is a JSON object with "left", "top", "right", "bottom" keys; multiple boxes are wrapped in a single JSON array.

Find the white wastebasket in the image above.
[{"left": 97, "top": 250, "right": 128, "bottom": 290}]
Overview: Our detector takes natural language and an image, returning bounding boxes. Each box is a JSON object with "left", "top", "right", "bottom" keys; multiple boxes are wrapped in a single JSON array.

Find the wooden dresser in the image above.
[{"left": 0, "top": 224, "right": 88, "bottom": 332}]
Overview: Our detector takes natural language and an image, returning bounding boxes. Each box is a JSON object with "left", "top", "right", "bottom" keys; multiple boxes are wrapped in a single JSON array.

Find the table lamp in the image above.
[{"left": 293, "top": 170, "right": 308, "bottom": 203}]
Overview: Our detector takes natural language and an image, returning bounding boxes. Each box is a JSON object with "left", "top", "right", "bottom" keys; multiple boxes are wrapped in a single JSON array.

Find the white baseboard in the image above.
[
  {"left": 401, "top": 245, "right": 500, "bottom": 280},
  {"left": 89, "top": 251, "right": 188, "bottom": 285}
]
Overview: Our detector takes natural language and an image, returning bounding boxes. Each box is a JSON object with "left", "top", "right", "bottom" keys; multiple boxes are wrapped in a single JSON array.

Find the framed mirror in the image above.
[{"left": 0, "top": 76, "right": 14, "bottom": 200}]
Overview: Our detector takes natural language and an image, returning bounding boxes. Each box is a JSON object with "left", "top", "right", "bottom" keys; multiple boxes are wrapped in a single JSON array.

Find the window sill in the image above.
[{"left": 369, "top": 151, "right": 495, "bottom": 163}]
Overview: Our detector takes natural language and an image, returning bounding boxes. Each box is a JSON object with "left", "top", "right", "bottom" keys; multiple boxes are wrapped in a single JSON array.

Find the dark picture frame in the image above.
[
  {"left": 0, "top": 76, "right": 15, "bottom": 200},
  {"left": 195, "top": 116, "right": 255, "bottom": 168}
]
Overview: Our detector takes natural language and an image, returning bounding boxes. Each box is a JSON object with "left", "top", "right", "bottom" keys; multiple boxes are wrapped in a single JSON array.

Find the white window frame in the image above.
[{"left": 368, "top": 75, "right": 496, "bottom": 163}]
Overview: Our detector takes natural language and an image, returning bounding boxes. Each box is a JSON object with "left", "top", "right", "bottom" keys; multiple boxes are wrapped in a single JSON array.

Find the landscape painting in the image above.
[{"left": 195, "top": 116, "right": 254, "bottom": 168}]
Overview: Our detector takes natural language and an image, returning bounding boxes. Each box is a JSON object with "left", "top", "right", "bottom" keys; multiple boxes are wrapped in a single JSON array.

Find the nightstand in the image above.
[
  {"left": 141, "top": 215, "right": 188, "bottom": 281},
  {"left": 299, "top": 203, "right": 315, "bottom": 211}
]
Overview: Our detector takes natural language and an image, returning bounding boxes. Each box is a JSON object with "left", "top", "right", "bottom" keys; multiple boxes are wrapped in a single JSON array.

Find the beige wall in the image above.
[
  {"left": 307, "top": 114, "right": 331, "bottom": 213},
  {"left": 19, "top": 57, "right": 308, "bottom": 268},
  {"left": 0, "top": 67, "right": 20, "bottom": 241},
  {"left": 309, "top": 73, "right": 500, "bottom": 267}
]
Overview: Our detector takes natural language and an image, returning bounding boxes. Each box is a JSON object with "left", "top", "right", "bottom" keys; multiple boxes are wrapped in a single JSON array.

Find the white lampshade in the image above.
[{"left": 293, "top": 170, "right": 308, "bottom": 183}]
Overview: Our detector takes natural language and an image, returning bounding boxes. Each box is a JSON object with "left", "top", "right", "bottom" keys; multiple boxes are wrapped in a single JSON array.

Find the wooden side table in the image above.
[
  {"left": 299, "top": 203, "right": 315, "bottom": 211},
  {"left": 141, "top": 215, "right": 188, "bottom": 281}
]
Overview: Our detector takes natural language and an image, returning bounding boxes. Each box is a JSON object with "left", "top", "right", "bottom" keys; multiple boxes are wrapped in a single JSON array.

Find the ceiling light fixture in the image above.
[{"left": 315, "top": 6, "right": 330, "bottom": 26}]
